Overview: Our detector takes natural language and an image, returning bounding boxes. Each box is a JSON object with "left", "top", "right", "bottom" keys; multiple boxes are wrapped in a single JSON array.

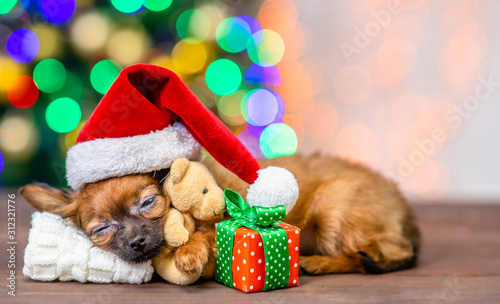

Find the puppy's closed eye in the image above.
[
  {"left": 92, "top": 224, "right": 112, "bottom": 236},
  {"left": 140, "top": 196, "right": 156, "bottom": 209}
]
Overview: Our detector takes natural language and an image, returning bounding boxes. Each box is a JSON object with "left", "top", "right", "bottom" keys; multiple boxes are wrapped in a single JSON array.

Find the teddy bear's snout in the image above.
[{"left": 203, "top": 187, "right": 226, "bottom": 219}]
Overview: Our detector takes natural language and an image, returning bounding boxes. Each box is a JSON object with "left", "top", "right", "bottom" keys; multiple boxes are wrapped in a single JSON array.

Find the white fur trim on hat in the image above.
[
  {"left": 246, "top": 166, "right": 299, "bottom": 214},
  {"left": 66, "top": 124, "right": 202, "bottom": 191}
]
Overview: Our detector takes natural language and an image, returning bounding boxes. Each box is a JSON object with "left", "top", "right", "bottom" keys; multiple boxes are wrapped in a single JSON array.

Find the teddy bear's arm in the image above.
[
  {"left": 164, "top": 208, "right": 191, "bottom": 247},
  {"left": 182, "top": 212, "right": 196, "bottom": 236}
]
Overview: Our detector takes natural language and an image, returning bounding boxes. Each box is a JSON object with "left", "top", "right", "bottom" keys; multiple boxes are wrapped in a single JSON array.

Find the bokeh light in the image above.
[
  {"left": 245, "top": 64, "right": 281, "bottom": 87},
  {"left": 71, "top": 12, "right": 110, "bottom": 52},
  {"left": 216, "top": 89, "right": 246, "bottom": 126},
  {"left": 402, "top": 158, "right": 438, "bottom": 195},
  {"left": 63, "top": 120, "right": 86, "bottom": 149},
  {"left": 7, "top": 75, "right": 39, "bottom": 108},
  {"left": 1, "top": 0, "right": 491, "bottom": 201},
  {"left": 385, "top": 14, "right": 424, "bottom": 49},
  {"left": 45, "top": 97, "right": 81, "bottom": 133},
  {"left": 0, "top": 0, "right": 17, "bottom": 14},
  {"left": 276, "top": 62, "right": 314, "bottom": 113},
  {"left": 303, "top": 101, "right": 338, "bottom": 141},
  {"left": 257, "top": 1, "right": 298, "bottom": 36},
  {"left": 391, "top": 93, "right": 429, "bottom": 128},
  {"left": 111, "top": 0, "right": 143, "bottom": 14},
  {"left": 367, "top": 38, "right": 417, "bottom": 88},
  {"left": 33, "top": 58, "right": 66, "bottom": 93},
  {"left": 246, "top": 89, "right": 283, "bottom": 126},
  {"left": 336, "top": 124, "right": 378, "bottom": 165},
  {"left": 176, "top": 9, "right": 211, "bottom": 43},
  {"left": 90, "top": 60, "right": 121, "bottom": 95},
  {"left": 260, "top": 123, "right": 298, "bottom": 159},
  {"left": 238, "top": 15, "right": 262, "bottom": 34},
  {"left": 144, "top": 0, "right": 172, "bottom": 12},
  {"left": 0, "top": 152, "right": 3, "bottom": 174},
  {"left": 438, "top": 26, "right": 484, "bottom": 84},
  {"left": 41, "top": 0, "right": 75, "bottom": 24},
  {"left": 246, "top": 121, "right": 269, "bottom": 139},
  {"left": 242, "top": 88, "right": 285, "bottom": 138},
  {"left": 237, "top": 129, "right": 265, "bottom": 159},
  {"left": 247, "top": 29, "right": 285, "bottom": 67},
  {"left": 21, "top": 0, "right": 40, "bottom": 12},
  {"left": 216, "top": 17, "right": 253, "bottom": 53},
  {"left": 32, "top": 25, "right": 63, "bottom": 59},
  {"left": 333, "top": 65, "right": 372, "bottom": 104},
  {"left": 107, "top": 29, "right": 149, "bottom": 66},
  {"left": 0, "top": 57, "right": 24, "bottom": 94},
  {"left": 171, "top": 41, "right": 209, "bottom": 75},
  {"left": 6, "top": 29, "right": 39, "bottom": 63},
  {"left": 0, "top": 115, "right": 39, "bottom": 160},
  {"left": 205, "top": 59, "right": 241, "bottom": 96}
]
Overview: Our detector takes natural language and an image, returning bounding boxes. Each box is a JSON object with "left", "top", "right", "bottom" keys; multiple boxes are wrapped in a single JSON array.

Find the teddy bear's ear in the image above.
[{"left": 170, "top": 158, "right": 190, "bottom": 184}]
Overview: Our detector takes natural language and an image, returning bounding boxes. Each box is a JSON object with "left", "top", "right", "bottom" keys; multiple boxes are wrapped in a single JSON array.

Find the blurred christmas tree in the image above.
[{"left": 0, "top": 0, "right": 298, "bottom": 188}]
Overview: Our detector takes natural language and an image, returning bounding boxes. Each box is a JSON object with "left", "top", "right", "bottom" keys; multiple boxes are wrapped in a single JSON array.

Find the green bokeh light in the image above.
[
  {"left": 260, "top": 123, "right": 298, "bottom": 159},
  {"left": 176, "top": 9, "right": 210, "bottom": 43},
  {"left": 45, "top": 97, "right": 82, "bottom": 133},
  {"left": 216, "top": 17, "right": 252, "bottom": 53},
  {"left": 205, "top": 59, "right": 242, "bottom": 96},
  {"left": 247, "top": 30, "right": 285, "bottom": 67},
  {"left": 90, "top": 60, "right": 121, "bottom": 95},
  {"left": 144, "top": 0, "right": 172, "bottom": 11},
  {"left": 111, "top": 0, "right": 143, "bottom": 14},
  {"left": 0, "top": 0, "right": 17, "bottom": 14},
  {"left": 33, "top": 59, "right": 66, "bottom": 93}
]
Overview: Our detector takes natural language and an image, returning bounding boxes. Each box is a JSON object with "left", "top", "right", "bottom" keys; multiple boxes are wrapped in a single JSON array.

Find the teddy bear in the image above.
[{"left": 152, "top": 158, "right": 226, "bottom": 285}]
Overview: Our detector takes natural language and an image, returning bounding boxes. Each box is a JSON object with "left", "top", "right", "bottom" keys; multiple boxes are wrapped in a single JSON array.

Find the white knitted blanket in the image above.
[{"left": 23, "top": 211, "right": 154, "bottom": 284}]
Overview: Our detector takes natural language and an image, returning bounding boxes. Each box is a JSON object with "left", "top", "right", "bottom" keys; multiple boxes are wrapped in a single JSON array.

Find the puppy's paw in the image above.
[
  {"left": 174, "top": 244, "right": 208, "bottom": 274},
  {"left": 299, "top": 256, "right": 321, "bottom": 275}
]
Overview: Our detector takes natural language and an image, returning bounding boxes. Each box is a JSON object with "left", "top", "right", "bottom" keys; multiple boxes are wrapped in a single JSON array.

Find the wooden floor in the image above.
[{"left": 1, "top": 190, "right": 499, "bottom": 304}]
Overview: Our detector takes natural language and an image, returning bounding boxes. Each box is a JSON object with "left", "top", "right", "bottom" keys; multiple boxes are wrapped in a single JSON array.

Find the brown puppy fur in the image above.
[
  {"left": 20, "top": 174, "right": 215, "bottom": 274},
  {"left": 204, "top": 153, "right": 420, "bottom": 274},
  {"left": 20, "top": 153, "right": 419, "bottom": 276},
  {"left": 20, "top": 175, "right": 169, "bottom": 263}
]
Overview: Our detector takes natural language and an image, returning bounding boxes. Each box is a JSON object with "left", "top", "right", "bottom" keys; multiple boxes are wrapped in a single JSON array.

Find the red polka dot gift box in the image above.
[{"left": 215, "top": 189, "right": 300, "bottom": 293}]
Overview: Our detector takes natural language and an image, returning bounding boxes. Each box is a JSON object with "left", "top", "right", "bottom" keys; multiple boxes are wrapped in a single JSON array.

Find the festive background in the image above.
[{"left": 0, "top": 0, "right": 499, "bottom": 203}]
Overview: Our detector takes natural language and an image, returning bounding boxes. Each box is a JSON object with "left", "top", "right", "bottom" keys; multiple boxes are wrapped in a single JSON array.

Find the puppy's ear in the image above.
[
  {"left": 19, "top": 183, "right": 79, "bottom": 225},
  {"left": 170, "top": 158, "right": 190, "bottom": 184}
]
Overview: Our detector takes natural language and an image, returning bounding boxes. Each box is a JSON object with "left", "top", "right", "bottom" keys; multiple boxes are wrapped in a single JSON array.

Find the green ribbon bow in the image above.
[
  {"left": 216, "top": 189, "right": 290, "bottom": 291},
  {"left": 225, "top": 189, "right": 287, "bottom": 226}
]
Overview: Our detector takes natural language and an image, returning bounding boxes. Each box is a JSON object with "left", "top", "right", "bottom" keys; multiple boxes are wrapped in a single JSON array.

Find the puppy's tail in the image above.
[
  {"left": 358, "top": 219, "right": 420, "bottom": 274},
  {"left": 357, "top": 250, "right": 417, "bottom": 274}
]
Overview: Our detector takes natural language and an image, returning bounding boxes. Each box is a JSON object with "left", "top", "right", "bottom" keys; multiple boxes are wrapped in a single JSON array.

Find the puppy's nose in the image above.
[{"left": 129, "top": 235, "right": 146, "bottom": 252}]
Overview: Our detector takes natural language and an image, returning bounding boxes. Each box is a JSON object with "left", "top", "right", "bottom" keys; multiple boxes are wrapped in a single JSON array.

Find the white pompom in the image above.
[{"left": 246, "top": 166, "right": 299, "bottom": 214}]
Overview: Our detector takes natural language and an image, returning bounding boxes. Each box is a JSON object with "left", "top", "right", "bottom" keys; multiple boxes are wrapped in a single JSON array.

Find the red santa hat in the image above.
[{"left": 66, "top": 64, "right": 299, "bottom": 212}]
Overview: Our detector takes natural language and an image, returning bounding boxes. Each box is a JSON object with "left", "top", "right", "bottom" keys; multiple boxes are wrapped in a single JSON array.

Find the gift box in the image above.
[{"left": 216, "top": 189, "right": 300, "bottom": 293}]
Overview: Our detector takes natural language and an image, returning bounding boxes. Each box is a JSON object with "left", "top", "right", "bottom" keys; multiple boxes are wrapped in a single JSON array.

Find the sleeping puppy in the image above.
[
  {"left": 20, "top": 175, "right": 168, "bottom": 263},
  {"left": 19, "top": 172, "right": 215, "bottom": 274},
  {"left": 20, "top": 153, "right": 420, "bottom": 275},
  {"left": 206, "top": 153, "right": 420, "bottom": 274}
]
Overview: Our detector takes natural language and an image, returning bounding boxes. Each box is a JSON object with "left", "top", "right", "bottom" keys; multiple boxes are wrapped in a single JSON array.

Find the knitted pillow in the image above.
[{"left": 23, "top": 211, "right": 154, "bottom": 284}]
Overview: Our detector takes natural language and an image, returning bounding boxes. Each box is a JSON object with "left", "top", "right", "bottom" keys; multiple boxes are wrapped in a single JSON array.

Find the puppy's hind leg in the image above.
[{"left": 299, "top": 255, "right": 364, "bottom": 275}]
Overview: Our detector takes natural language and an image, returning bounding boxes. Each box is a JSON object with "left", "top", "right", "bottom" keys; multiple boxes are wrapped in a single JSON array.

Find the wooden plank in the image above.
[{"left": 1, "top": 189, "right": 499, "bottom": 304}]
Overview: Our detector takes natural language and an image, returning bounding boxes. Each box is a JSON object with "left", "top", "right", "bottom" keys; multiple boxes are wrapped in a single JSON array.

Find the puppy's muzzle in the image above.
[{"left": 129, "top": 235, "right": 147, "bottom": 252}]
